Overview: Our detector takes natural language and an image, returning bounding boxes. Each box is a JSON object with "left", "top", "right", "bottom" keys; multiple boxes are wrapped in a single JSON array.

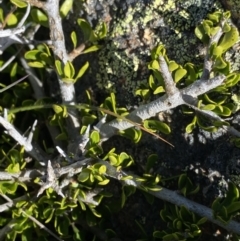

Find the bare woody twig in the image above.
[
  {"left": 0, "top": 114, "right": 48, "bottom": 165},
  {"left": 98, "top": 72, "right": 225, "bottom": 141},
  {"left": 98, "top": 159, "right": 240, "bottom": 235}
]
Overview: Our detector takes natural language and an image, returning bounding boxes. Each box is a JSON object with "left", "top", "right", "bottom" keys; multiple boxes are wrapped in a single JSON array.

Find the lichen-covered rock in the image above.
[{"left": 76, "top": 0, "right": 240, "bottom": 107}]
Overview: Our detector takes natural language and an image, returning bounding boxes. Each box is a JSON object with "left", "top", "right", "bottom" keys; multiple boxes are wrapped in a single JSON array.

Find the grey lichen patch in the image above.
[
  {"left": 81, "top": 0, "right": 223, "bottom": 102},
  {"left": 225, "top": 42, "right": 240, "bottom": 72}
]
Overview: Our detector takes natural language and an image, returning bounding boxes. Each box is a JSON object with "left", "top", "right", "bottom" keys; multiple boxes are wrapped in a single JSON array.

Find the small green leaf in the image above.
[
  {"left": 223, "top": 22, "right": 231, "bottom": 33},
  {"left": 90, "top": 130, "right": 100, "bottom": 145},
  {"left": 207, "top": 11, "right": 221, "bottom": 23},
  {"left": 83, "top": 45, "right": 101, "bottom": 54},
  {"left": 24, "top": 50, "right": 41, "bottom": 60},
  {"left": 64, "top": 61, "right": 75, "bottom": 79},
  {"left": 10, "top": 62, "right": 18, "bottom": 78},
  {"left": 55, "top": 132, "right": 68, "bottom": 140},
  {"left": 40, "top": 53, "right": 52, "bottom": 66},
  {"left": 27, "top": 61, "right": 45, "bottom": 68},
  {"left": 151, "top": 45, "right": 166, "bottom": 59},
  {"left": 143, "top": 120, "right": 171, "bottom": 134},
  {"left": 75, "top": 62, "right": 89, "bottom": 81},
  {"left": 148, "top": 60, "right": 159, "bottom": 70},
  {"left": 98, "top": 179, "right": 110, "bottom": 185},
  {"left": 31, "top": 9, "right": 49, "bottom": 28},
  {"left": 202, "top": 20, "right": 212, "bottom": 36},
  {"left": 174, "top": 68, "right": 187, "bottom": 83},
  {"left": 226, "top": 201, "right": 240, "bottom": 214},
  {"left": 218, "top": 27, "right": 239, "bottom": 52},
  {"left": 214, "top": 56, "right": 227, "bottom": 69},
  {"left": 6, "top": 163, "right": 20, "bottom": 173},
  {"left": 10, "top": 0, "right": 27, "bottom": 7},
  {"left": 108, "top": 154, "right": 119, "bottom": 166},
  {"left": 55, "top": 60, "right": 64, "bottom": 76},
  {"left": 60, "top": 0, "right": 73, "bottom": 18},
  {"left": 77, "top": 19, "right": 94, "bottom": 41},
  {"left": 202, "top": 104, "right": 216, "bottom": 111},
  {"left": 71, "top": 31, "right": 77, "bottom": 49},
  {"left": 6, "top": 13, "right": 18, "bottom": 26},
  {"left": 146, "top": 154, "right": 158, "bottom": 173},
  {"left": 148, "top": 74, "right": 156, "bottom": 90},
  {"left": 135, "top": 88, "right": 150, "bottom": 99},
  {"left": 119, "top": 128, "right": 142, "bottom": 143},
  {"left": 168, "top": 61, "right": 179, "bottom": 71},
  {"left": 153, "top": 86, "right": 165, "bottom": 95},
  {"left": 194, "top": 24, "right": 209, "bottom": 44},
  {"left": 78, "top": 170, "right": 90, "bottom": 182}
]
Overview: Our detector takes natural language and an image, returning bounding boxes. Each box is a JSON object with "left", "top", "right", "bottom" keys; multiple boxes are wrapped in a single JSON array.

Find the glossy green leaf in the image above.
[
  {"left": 71, "top": 31, "right": 77, "bottom": 49},
  {"left": 194, "top": 24, "right": 209, "bottom": 44},
  {"left": 151, "top": 45, "right": 166, "bottom": 59},
  {"left": 148, "top": 74, "right": 156, "bottom": 90},
  {"left": 207, "top": 11, "right": 221, "bottom": 24},
  {"left": 211, "top": 44, "right": 223, "bottom": 58},
  {"left": 6, "top": 13, "right": 18, "bottom": 26},
  {"left": 31, "top": 9, "right": 49, "bottom": 28},
  {"left": 223, "top": 22, "right": 231, "bottom": 33},
  {"left": 153, "top": 86, "right": 165, "bottom": 95},
  {"left": 83, "top": 45, "right": 101, "bottom": 54},
  {"left": 119, "top": 152, "right": 130, "bottom": 164},
  {"left": 75, "top": 61, "right": 89, "bottom": 81},
  {"left": 218, "top": 27, "right": 239, "bottom": 52},
  {"left": 60, "top": 0, "right": 73, "bottom": 18},
  {"left": 202, "top": 104, "right": 216, "bottom": 111},
  {"left": 82, "top": 115, "right": 97, "bottom": 125},
  {"left": 27, "top": 61, "right": 45, "bottom": 68},
  {"left": 213, "top": 105, "right": 232, "bottom": 116},
  {"left": 64, "top": 61, "right": 75, "bottom": 79},
  {"left": 90, "top": 130, "right": 100, "bottom": 145},
  {"left": 226, "top": 201, "right": 240, "bottom": 214},
  {"left": 184, "top": 63, "right": 197, "bottom": 84},
  {"left": 202, "top": 20, "right": 212, "bottom": 36},
  {"left": 215, "top": 56, "right": 227, "bottom": 69},
  {"left": 77, "top": 19, "right": 93, "bottom": 41},
  {"left": 6, "top": 163, "right": 20, "bottom": 173},
  {"left": 148, "top": 60, "right": 159, "bottom": 70},
  {"left": 24, "top": 50, "right": 41, "bottom": 60},
  {"left": 55, "top": 60, "right": 63, "bottom": 76},
  {"left": 135, "top": 88, "right": 150, "bottom": 99},
  {"left": 174, "top": 68, "right": 187, "bottom": 83},
  {"left": 108, "top": 154, "right": 119, "bottom": 166},
  {"left": 10, "top": 0, "right": 27, "bottom": 7},
  {"left": 78, "top": 170, "right": 90, "bottom": 182},
  {"left": 143, "top": 120, "right": 171, "bottom": 134},
  {"left": 168, "top": 61, "right": 179, "bottom": 72},
  {"left": 86, "top": 145, "right": 103, "bottom": 156},
  {"left": 146, "top": 154, "right": 158, "bottom": 173},
  {"left": 119, "top": 128, "right": 142, "bottom": 143},
  {"left": 225, "top": 73, "right": 240, "bottom": 88},
  {"left": 44, "top": 208, "right": 55, "bottom": 223},
  {"left": 40, "top": 53, "right": 52, "bottom": 66},
  {"left": 98, "top": 179, "right": 110, "bottom": 185}
]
